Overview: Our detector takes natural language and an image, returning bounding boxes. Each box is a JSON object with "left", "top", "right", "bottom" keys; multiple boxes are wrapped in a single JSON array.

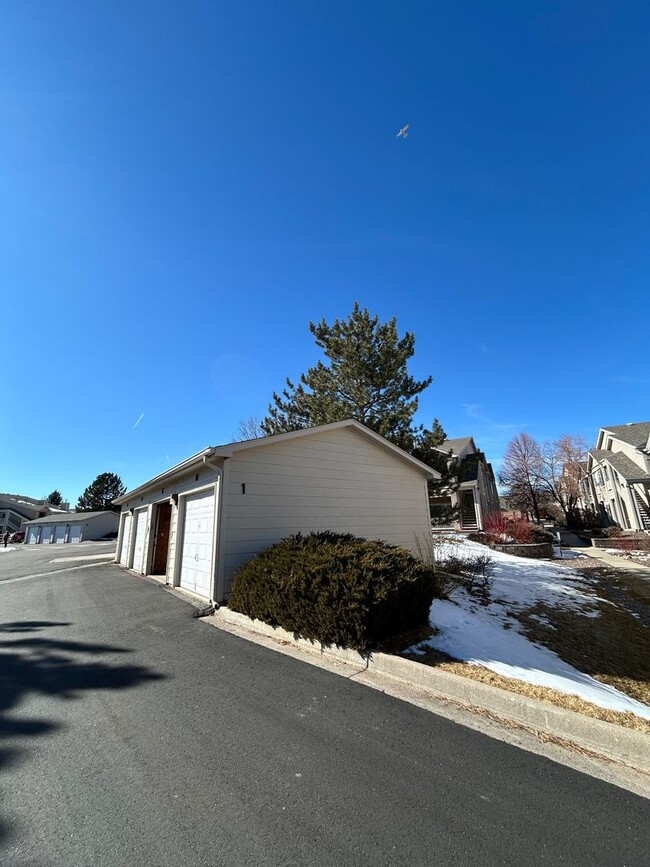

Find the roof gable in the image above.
[
  {"left": 598, "top": 422, "right": 650, "bottom": 450},
  {"left": 115, "top": 420, "right": 440, "bottom": 504},
  {"left": 24, "top": 511, "right": 111, "bottom": 525},
  {"left": 588, "top": 449, "right": 649, "bottom": 482},
  {"left": 438, "top": 436, "right": 475, "bottom": 457},
  {"left": 214, "top": 420, "right": 439, "bottom": 476}
]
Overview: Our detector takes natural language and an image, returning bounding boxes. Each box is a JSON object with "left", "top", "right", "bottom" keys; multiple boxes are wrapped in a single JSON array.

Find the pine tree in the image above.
[
  {"left": 46, "top": 490, "right": 63, "bottom": 506},
  {"left": 261, "top": 303, "right": 433, "bottom": 451},
  {"left": 260, "top": 304, "right": 458, "bottom": 522},
  {"left": 76, "top": 473, "right": 126, "bottom": 513}
]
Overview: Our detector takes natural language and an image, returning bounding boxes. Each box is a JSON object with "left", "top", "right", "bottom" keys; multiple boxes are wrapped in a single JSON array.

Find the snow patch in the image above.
[{"left": 424, "top": 536, "right": 650, "bottom": 720}]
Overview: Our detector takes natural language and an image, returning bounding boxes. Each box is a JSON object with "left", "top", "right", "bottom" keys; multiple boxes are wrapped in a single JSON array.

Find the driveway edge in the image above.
[{"left": 208, "top": 606, "right": 649, "bottom": 773}]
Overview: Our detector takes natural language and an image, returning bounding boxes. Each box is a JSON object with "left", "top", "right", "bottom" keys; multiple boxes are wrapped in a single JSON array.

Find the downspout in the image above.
[{"left": 202, "top": 454, "right": 222, "bottom": 475}]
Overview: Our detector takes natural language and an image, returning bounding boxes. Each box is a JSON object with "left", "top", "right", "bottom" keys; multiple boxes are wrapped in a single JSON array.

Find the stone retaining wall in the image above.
[
  {"left": 492, "top": 541, "right": 553, "bottom": 559},
  {"left": 591, "top": 536, "right": 646, "bottom": 549}
]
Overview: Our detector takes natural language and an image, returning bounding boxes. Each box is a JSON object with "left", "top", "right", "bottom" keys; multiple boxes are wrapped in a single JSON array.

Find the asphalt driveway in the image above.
[{"left": 0, "top": 562, "right": 648, "bottom": 866}]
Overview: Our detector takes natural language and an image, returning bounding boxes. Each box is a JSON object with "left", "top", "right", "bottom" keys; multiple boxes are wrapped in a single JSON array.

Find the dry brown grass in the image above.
[
  {"left": 384, "top": 562, "right": 650, "bottom": 734},
  {"left": 515, "top": 599, "right": 650, "bottom": 706},
  {"left": 401, "top": 645, "right": 650, "bottom": 734}
]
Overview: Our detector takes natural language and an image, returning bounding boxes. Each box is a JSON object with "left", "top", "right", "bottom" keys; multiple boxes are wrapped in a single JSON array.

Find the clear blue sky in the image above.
[{"left": 2, "top": 1, "right": 648, "bottom": 505}]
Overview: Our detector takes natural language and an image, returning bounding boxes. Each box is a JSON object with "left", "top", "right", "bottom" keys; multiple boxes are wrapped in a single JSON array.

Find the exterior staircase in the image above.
[{"left": 633, "top": 491, "right": 650, "bottom": 530}]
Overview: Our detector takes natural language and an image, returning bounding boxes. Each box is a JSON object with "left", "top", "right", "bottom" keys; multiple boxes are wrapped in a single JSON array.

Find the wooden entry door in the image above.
[{"left": 152, "top": 502, "right": 172, "bottom": 575}]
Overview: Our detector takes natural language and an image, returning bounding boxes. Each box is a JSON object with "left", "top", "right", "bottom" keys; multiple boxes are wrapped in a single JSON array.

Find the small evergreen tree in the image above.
[
  {"left": 77, "top": 473, "right": 125, "bottom": 513},
  {"left": 409, "top": 422, "right": 461, "bottom": 525},
  {"left": 46, "top": 490, "right": 63, "bottom": 506}
]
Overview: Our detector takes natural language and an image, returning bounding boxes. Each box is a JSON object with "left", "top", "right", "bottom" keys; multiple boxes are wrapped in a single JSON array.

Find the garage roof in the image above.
[
  {"left": 114, "top": 419, "right": 441, "bottom": 505},
  {"left": 24, "top": 511, "right": 111, "bottom": 525}
]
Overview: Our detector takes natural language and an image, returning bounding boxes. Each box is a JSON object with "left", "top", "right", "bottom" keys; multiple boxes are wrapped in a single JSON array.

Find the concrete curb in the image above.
[{"left": 209, "top": 606, "right": 649, "bottom": 773}]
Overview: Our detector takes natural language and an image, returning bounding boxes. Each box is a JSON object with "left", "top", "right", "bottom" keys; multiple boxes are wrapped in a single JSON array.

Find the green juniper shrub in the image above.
[{"left": 227, "top": 531, "right": 438, "bottom": 652}]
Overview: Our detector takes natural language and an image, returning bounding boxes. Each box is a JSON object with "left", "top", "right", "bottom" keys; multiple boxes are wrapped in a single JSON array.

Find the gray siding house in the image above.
[{"left": 113, "top": 420, "right": 439, "bottom": 604}]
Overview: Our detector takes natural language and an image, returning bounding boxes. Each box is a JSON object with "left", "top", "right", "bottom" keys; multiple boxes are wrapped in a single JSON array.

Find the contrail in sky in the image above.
[{"left": 132, "top": 413, "right": 144, "bottom": 430}]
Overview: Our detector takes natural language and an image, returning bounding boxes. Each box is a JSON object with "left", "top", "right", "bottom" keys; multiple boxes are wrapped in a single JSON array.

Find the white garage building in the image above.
[
  {"left": 113, "top": 420, "right": 438, "bottom": 605},
  {"left": 24, "top": 511, "right": 119, "bottom": 545}
]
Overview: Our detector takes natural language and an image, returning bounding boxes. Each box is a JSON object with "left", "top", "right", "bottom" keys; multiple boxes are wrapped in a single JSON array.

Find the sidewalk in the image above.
[{"left": 571, "top": 544, "right": 650, "bottom": 582}]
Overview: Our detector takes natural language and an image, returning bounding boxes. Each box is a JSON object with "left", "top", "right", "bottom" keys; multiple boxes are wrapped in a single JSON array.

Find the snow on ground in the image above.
[
  {"left": 416, "top": 536, "right": 650, "bottom": 720},
  {"left": 0, "top": 547, "right": 17, "bottom": 553}
]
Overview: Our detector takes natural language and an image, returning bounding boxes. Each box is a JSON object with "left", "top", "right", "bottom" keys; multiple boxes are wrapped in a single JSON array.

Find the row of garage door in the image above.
[
  {"left": 27, "top": 524, "right": 82, "bottom": 545},
  {"left": 118, "top": 488, "right": 216, "bottom": 599}
]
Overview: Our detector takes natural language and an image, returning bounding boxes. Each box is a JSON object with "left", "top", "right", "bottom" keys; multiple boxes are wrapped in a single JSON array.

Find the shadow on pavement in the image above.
[{"left": 0, "top": 619, "right": 164, "bottom": 847}]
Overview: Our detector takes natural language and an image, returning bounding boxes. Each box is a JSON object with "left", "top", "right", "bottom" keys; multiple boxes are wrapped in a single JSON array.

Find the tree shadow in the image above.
[
  {"left": 0, "top": 619, "right": 165, "bottom": 848},
  {"left": 0, "top": 620, "right": 72, "bottom": 633}
]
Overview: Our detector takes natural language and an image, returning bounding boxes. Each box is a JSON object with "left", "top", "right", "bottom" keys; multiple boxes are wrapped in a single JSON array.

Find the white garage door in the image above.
[
  {"left": 132, "top": 510, "right": 148, "bottom": 573},
  {"left": 54, "top": 525, "right": 67, "bottom": 544},
  {"left": 40, "top": 526, "right": 53, "bottom": 544},
  {"left": 27, "top": 527, "right": 39, "bottom": 545},
  {"left": 179, "top": 489, "right": 215, "bottom": 597},
  {"left": 69, "top": 524, "right": 82, "bottom": 543},
  {"left": 119, "top": 515, "right": 132, "bottom": 565}
]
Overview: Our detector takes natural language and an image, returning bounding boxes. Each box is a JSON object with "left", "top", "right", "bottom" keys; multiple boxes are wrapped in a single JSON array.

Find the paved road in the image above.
[
  {"left": 0, "top": 564, "right": 648, "bottom": 866},
  {"left": 0, "top": 540, "right": 117, "bottom": 582}
]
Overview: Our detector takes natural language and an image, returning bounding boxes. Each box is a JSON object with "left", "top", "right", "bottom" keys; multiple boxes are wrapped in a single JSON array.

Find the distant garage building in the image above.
[
  {"left": 113, "top": 420, "right": 439, "bottom": 605},
  {"left": 24, "top": 511, "right": 119, "bottom": 545}
]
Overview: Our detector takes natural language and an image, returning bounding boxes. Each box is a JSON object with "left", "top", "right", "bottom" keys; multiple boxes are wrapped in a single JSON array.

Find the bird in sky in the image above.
[{"left": 396, "top": 124, "right": 409, "bottom": 139}]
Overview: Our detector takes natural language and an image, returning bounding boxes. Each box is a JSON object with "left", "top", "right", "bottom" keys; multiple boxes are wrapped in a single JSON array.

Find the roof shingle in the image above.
[
  {"left": 602, "top": 422, "right": 650, "bottom": 449},
  {"left": 589, "top": 449, "right": 650, "bottom": 482}
]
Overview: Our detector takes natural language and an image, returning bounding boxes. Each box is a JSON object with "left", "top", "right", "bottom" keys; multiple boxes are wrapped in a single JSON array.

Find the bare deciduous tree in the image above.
[
  {"left": 498, "top": 433, "right": 547, "bottom": 521},
  {"left": 499, "top": 432, "right": 588, "bottom": 527},
  {"left": 234, "top": 415, "right": 265, "bottom": 441},
  {"left": 539, "top": 434, "right": 588, "bottom": 529}
]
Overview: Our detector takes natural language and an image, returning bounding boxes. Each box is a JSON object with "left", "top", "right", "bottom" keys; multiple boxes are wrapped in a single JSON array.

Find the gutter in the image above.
[{"left": 114, "top": 447, "right": 216, "bottom": 506}]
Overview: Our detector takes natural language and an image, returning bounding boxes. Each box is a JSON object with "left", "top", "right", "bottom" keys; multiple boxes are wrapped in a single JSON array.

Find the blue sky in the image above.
[{"left": 1, "top": 1, "right": 648, "bottom": 505}]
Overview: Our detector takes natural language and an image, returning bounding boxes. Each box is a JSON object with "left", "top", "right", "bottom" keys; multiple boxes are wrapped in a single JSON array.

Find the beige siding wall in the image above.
[{"left": 221, "top": 428, "right": 431, "bottom": 597}]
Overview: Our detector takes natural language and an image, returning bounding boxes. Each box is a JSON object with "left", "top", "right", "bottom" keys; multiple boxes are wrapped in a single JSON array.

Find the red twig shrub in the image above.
[{"left": 483, "top": 512, "right": 533, "bottom": 544}]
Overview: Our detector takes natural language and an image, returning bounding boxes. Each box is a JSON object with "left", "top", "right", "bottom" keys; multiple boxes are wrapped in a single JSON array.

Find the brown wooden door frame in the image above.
[{"left": 151, "top": 502, "right": 172, "bottom": 576}]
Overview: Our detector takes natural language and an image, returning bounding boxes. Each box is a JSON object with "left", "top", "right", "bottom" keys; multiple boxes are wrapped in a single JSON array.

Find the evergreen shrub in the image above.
[{"left": 228, "top": 531, "right": 438, "bottom": 652}]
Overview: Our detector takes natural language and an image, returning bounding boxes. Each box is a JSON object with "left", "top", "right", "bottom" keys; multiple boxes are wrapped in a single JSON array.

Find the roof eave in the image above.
[{"left": 113, "top": 447, "right": 217, "bottom": 506}]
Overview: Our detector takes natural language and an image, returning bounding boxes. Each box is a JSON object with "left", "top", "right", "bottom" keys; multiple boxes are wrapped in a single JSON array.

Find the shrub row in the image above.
[{"left": 228, "top": 531, "right": 438, "bottom": 652}]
